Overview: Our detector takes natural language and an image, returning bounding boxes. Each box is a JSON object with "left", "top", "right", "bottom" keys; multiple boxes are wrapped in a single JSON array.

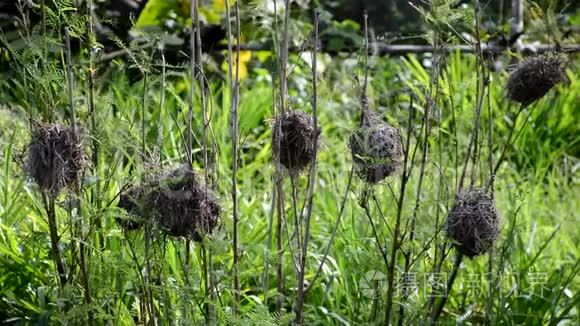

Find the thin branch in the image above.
[
  {"left": 295, "top": 11, "right": 320, "bottom": 324},
  {"left": 305, "top": 167, "right": 354, "bottom": 294},
  {"left": 361, "top": 193, "right": 390, "bottom": 270},
  {"left": 430, "top": 252, "right": 463, "bottom": 324},
  {"left": 156, "top": 51, "right": 166, "bottom": 165},
  {"left": 397, "top": 48, "right": 440, "bottom": 326},
  {"left": 44, "top": 191, "right": 67, "bottom": 286},
  {"left": 384, "top": 93, "right": 415, "bottom": 324},
  {"left": 64, "top": 28, "right": 76, "bottom": 131},
  {"left": 225, "top": 0, "right": 241, "bottom": 309},
  {"left": 187, "top": 0, "right": 196, "bottom": 166},
  {"left": 273, "top": 0, "right": 293, "bottom": 315}
]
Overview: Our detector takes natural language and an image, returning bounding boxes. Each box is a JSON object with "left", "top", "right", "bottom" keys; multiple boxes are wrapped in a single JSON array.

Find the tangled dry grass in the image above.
[
  {"left": 349, "top": 109, "right": 403, "bottom": 183},
  {"left": 506, "top": 54, "right": 566, "bottom": 105},
  {"left": 150, "top": 166, "right": 220, "bottom": 241},
  {"left": 446, "top": 189, "right": 500, "bottom": 257},
  {"left": 272, "top": 110, "right": 319, "bottom": 173},
  {"left": 117, "top": 166, "right": 221, "bottom": 241},
  {"left": 25, "top": 122, "right": 85, "bottom": 196}
]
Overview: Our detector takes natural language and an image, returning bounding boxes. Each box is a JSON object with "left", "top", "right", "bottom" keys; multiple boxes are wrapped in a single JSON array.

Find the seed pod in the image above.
[
  {"left": 149, "top": 166, "right": 220, "bottom": 242},
  {"left": 506, "top": 54, "right": 566, "bottom": 105},
  {"left": 446, "top": 189, "right": 500, "bottom": 257},
  {"left": 25, "top": 122, "right": 85, "bottom": 196},
  {"left": 272, "top": 110, "right": 319, "bottom": 173},
  {"left": 349, "top": 109, "right": 403, "bottom": 183}
]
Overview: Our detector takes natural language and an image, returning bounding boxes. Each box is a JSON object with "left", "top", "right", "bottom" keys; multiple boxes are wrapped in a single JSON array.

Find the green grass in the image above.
[{"left": 0, "top": 43, "right": 578, "bottom": 325}]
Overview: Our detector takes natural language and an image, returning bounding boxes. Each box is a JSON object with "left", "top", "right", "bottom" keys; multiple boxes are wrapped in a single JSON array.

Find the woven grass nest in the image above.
[
  {"left": 349, "top": 109, "right": 403, "bottom": 183},
  {"left": 117, "top": 166, "right": 220, "bottom": 241},
  {"left": 25, "top": 122, "right": 85, "bottom": 196},
  {"left": 506, "top": 54, "right": 566, "bottom": 106},
  {"left": 272, "top": 110, "right": 320, "bottom": 173},
  {"left": 446, "top": 189, "right": 500, "bottom": 257}
]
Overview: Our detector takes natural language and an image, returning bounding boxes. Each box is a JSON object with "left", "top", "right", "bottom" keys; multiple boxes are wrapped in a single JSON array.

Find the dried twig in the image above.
[{"left": 295, "top": 10, "right": 320, "bottom": 325}]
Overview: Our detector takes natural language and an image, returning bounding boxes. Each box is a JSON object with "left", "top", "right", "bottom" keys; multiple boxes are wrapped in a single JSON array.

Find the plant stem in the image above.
[
  {"left": 144, "top": 223, "right": 156, "bottom": 324},
  {"left": 157, "top": 51, "right": 166, "bottom": 166},
  {"left": 305, "top": 166, "right": 354, "bottom": 294},
  {"left": 295, "top": 11, "right": 320, "bottom": 325},
  {"left": 192, "top": 0, "right": 216, "bottom": 322},
  {"left": 64, "top": 28, "right": 76, "bottom": 131},
  {"left": 430, "top": 252, "right": 463, "bottom": 324},
  {"left": 64, "top": 26, "right": 92, "bottom": 315},
  {"left": 187, "top": 0, "right": 196, "bottom": 166},
  {"left": 487, "top": 104, "right": 528, "bottom": 191},
  {"left": 279, "top": 0, "right": 292, "bottom": 115},
  {"left": 273, "top": 0, "right": 292, "bottom": 316},
  {"left": 361, "top": 193, "right": 389, "bottom": 269},
  {"left": 383, "top": 94, "right": 415, "bottom": 325},
  {"left": 225, "top": 0, "right": 242, "bottom": 309},
  {"left": 44, "top": 192, "right": 67, "bottom": 286},
  {"left": 231, "top": 17, "right": 242, "bottom": 290},
  {"left": 86, "top": 0, "right": 99, "bottom": 206},
  {"left": 398, "top": 63, "right": 438, "bottom": 326},
  {"left": 275, "top": 181, "right": 285, "bottom": 315},
  {"left": 362, "top": 11, "right": 369, "bottom": 97}
]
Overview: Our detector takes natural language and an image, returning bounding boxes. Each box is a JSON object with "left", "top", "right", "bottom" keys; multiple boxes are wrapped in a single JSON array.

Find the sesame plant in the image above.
[{"left": 0, "top": 0, "right": 579, "bottom": 325}]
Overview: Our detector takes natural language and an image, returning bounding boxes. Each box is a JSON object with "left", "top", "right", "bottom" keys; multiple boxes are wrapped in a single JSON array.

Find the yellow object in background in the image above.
[
  {"left": 179, "top": 0, "right": 229, "bottom": 24},
  {"left": 138, "top": 0, "right": 230, "bottom": 27},
  {"left": 221, "top": 50, "right": 252, "bottom": 80}
]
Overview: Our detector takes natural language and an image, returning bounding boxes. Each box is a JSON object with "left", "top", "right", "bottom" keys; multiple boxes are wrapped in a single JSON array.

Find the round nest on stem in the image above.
[
  {"left": 116, "top": 185, "right": 150, "bottom": 231},
  {"left": 506, "top": 54, "right": 566, "bottom": 106},
  {"left": 446, "top": 189, "right": 500, "bottom": 258},
  {"left": 272, "top": 110, "right": 319, "bottom": 173},
  {"left": 148, "top": 166, "right": 220, "bottom": 242},
  {"left": 349, "top": 109, "right": 403, "bottom": 183},
  {"left": 25, "top": 122, "right": 85, "bottom": 196}
]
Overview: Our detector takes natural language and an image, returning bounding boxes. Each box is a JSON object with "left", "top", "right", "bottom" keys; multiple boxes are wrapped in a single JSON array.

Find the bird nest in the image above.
[
  {"left": 446, "top": 189, "right": 500, "bottom": 257},
  {"left": 349, "top": 109, "right": 403, "bottom": 183},
  {"left": 272, "top": 110, "right": 320, "bottom": 173},
  {"left": 25, "top": 122, "right": 85, "bottom": 196},
  {"left": 116, "top": 166, "right": 220, "bottom": 241},
  {"left": 149, "top": 166, "right": 220, "bottom": 241},
  {"left": 506, "top": 54, "right": 566, "bottom": 106}
]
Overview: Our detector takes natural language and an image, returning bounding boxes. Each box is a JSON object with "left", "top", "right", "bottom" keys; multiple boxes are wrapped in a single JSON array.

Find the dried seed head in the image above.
[
  {"left": 25, "top": 122, "right": 85, "bottom": 196},
  {"left": 272, "top": 110, "right": 319, "bottom": 173},
  {"left": 506, "top": 54, "right": 566, "bottom": 105},
  {"left": 117, "top": 186, "right": 149, "bottom": 231},
  {"left": 349, "top": 110, "right": 403, "bottom": 183},
  {"left": 149, "top": 166, "right": 220, "bottom": 242},
  {"left": 446, "top": 189, "right": 500, "bottom": 257}
]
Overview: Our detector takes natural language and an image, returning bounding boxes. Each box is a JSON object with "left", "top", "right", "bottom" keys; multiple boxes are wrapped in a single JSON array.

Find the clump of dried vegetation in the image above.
[
  {"left": 25, "top": 122, "right": 85, "bottom": 196},
  {"left": 506, "top": 54, "right": 567, "bottom": 105},
  {"left": 446, "top": 189, "right": 500, "bottom": 257},
  {"left": 150, "top": 166, "right": 220, "bottom": 241},
  {"left": 272, "top": 110, "right": 319, "bottom": 172},
  {"left": 116, "top": 166, "right": 221, "bottom": 241},
  {"left": 349, "top": 107, "right": 404, "bottom": 183}
]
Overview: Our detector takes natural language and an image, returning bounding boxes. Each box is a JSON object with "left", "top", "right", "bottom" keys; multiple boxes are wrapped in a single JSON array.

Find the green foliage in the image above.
[{"left": 410, "top": 0, "right": 473, "bottom": 44}]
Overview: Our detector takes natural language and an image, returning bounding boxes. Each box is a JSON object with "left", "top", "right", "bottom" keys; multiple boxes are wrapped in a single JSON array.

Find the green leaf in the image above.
[{"left": 135, "top": 0, "right": 178, "bottom": 27}]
